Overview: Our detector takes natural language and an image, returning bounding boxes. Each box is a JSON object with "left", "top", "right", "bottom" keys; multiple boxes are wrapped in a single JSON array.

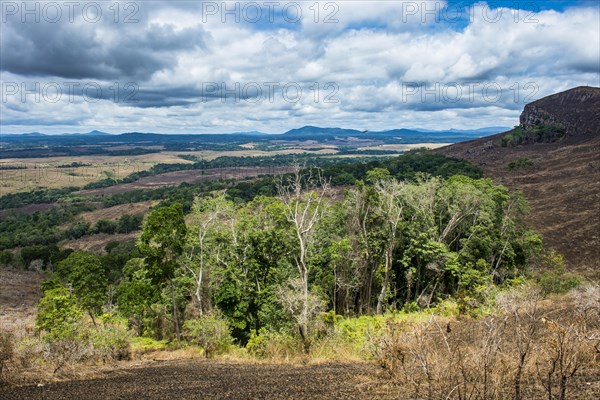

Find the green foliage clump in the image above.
[
  {"left": 537, "top": 252, "right": 581, "bottom": 294},
  {"left": 88, "top": 315, "right": 131, "bottom": 362},
  {"left": 35, "top": 286, "right": 86, "bottom": 372},
  {"left": 246, "top": 328, "right": 301, "bottom": 359},
  {"left": 182, "top": 315, "right": 233, "bottom": 358},
  {"left": 129, "top": 337, "right": 169, "bottom": 354},
  {"left": 56, "top": 251, "right": 107, "bottom": 322},
  {"left": 508, "top": 158, "right": 535, "bottom": 170},
  {"left": 336, "top": 315, "right": 387, "bottom": 345},
  {"left": 35, "top": 286, "right": 84, "bottom": 341},
  {"left": 0, "top": 250, "right": 14, "bottom": 268},
  {"left": 501, "top": 124, "right": 566, "bottom": 147}
]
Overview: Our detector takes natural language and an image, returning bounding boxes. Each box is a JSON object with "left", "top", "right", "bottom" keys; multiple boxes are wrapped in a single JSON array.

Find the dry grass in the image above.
[
  {"left": 0, "top": 153, "right": 192, "bottom": 195},
  {"left": 373, "top": 284, "right": 600, "bottom": 400},
  {"left": 0, "top": 269, "right": 43, "bottom": 333}
]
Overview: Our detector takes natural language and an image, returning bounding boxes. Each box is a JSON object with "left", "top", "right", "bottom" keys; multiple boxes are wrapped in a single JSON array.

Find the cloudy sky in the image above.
[{"left": 1, "top": 0, "right": 598, "bottom": 134}]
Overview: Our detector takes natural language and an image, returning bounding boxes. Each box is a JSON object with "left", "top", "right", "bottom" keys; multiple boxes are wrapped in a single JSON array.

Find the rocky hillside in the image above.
[
  {"left": 520, "top": 86, "right": 600, "bottom": 137},
  {"left": 436, "top": 86, "right": 600, "bottom": 278}
]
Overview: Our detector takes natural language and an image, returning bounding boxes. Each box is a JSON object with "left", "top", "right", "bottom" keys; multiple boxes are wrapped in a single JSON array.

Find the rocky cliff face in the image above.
[{"left": 519, "top": 86, "right": 600, "bottom": 136}]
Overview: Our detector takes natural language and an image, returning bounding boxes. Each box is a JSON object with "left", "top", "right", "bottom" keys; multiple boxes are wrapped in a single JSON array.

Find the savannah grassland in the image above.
[
  {"left": 0, "top": 141, "right": 598, "bottom": 400},
  {"left": 0, "top": 142, "right": 447, "bottom": 195}
]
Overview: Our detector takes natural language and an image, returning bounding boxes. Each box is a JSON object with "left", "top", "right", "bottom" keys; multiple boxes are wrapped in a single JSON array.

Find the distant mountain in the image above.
[
  {"left": 282, "top": 126, "right": 363, "bottom": 137},
  {"left": 231, "top": 131, "right": 269, "bottom": 136},
  {"left": 86, "top": 130, "right": 111, "bottom": 136},
  {"left": 436, "top": 86, "right": 600, "bottom": 277},
  {"left": 1, "top": 132, "right": 46, "bottom": 138},
  {"left": 447, "top": 127, "right": 513, "bottom": 134},
  {"left": 280, "top": 126, "right": 509, "bottom": 141},
  {"left": 3, "top": 126, "right": 509, "bottom": 139}
]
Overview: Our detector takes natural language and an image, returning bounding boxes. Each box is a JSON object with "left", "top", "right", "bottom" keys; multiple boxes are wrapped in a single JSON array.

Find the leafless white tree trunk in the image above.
[{"left": 277, "top": 165, "right": 330, "bottom": 342}]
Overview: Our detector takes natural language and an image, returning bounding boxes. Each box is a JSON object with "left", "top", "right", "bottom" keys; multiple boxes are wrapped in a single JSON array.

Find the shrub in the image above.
[
  {"left": 36, "top": 287, "right": 83, "bottom": 341},
  {"left": 35, "top": 286, "right": 87, "bottom": 373},
  {"left": 246, "top": 328, "right": 301, "bottom": 360},
  {"left": 536, "top": 252, "right": 582, "bottom": 295},
  {"left": 89, "top": 316, "right": 131, "bottom": 362},
  {"left": 501, "top": 124, "right": 566, "bottom": 147},
  {"left": 129, "top": 337, "right": 170, "bottom": 356},
  {"left": 183, "top": 314, "right": 233, "bottom": 358},
  {"left": 508, "top": 158, "right": 535, "bottom": 170}
]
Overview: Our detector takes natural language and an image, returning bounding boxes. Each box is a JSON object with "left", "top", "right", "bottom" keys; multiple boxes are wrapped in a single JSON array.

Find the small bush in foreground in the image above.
[
  {"left": 246, "top": 328, "right": 302, "bottom": 360},
  {"left": 89, "top": 318, "right": 131, "bottom": 363},
  {"left": 536, "top": 252, "right": 582, "bottom": 294},
  {"left": 183, "top": 314, "right": 233, "bottom": 358}
]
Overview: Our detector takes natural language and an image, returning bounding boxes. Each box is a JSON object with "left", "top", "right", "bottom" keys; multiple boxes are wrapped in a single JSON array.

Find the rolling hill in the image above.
[{"left": 436, "top": 86, "right": 600, "bottom": 278}]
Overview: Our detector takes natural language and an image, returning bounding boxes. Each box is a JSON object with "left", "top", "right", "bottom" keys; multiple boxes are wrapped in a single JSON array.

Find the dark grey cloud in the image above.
[{"left": 1, "top": 14, "right": 206, "bottom": 80}]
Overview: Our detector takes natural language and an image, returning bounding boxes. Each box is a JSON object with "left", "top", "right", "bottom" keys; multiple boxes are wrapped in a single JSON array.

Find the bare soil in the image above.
[{"left": 0, "top": 360, "right": 399, "bottom": 400}]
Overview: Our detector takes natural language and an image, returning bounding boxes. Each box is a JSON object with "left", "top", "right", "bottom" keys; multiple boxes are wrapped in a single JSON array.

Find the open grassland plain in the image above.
[
  {"left": 0, "top": 153, "right": 192, "bottom": 196},
  {"left": 0, "top": 143, "right": 446, "bottom": 195},
  {"left": 74, "top": 166, "right": 295, "bottom": 196}
]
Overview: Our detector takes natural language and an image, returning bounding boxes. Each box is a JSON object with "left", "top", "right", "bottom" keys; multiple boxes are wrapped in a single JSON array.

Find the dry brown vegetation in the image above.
[
  {"left": 0, "top": 269, "right": 43, "bottom": 332},
  {"left": 0, "top": 153, "right": 193, "bottom": 195},
  {"left": 373, "top": 285, "right": 600, "bottom": 400},
  {"left": 61, "top": 233, "right": 139, "bottom": 253}
]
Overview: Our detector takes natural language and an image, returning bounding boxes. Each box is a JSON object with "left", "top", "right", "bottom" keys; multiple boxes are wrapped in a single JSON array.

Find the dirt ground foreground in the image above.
[{"left": 0, "top": 359, "right": 397, "bottom": 400}]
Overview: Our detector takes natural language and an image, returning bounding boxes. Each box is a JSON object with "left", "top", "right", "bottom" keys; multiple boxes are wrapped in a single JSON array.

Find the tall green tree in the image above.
[
  {"left": 56, "top": 250, "right": 107, "bottom": 325},
  {"left": 139, "top": 203, "right": 187, "bottom": 342}
]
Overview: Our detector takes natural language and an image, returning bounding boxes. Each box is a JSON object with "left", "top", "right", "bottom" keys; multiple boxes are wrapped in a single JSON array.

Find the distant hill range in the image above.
[
  {"left": 436, "top": 86, "right": 600, "bottom": 277},
  {"left": 0, "top": 126, "right": 510, "bottom": 146}
]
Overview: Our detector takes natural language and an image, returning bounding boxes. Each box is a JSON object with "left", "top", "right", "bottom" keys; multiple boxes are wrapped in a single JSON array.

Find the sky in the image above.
[{"left": 1, "top": 0, "right": 599, "bottom": 134}]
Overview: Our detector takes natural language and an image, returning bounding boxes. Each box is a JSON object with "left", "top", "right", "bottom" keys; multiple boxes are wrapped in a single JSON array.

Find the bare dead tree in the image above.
[{"left": 277, "top": 164, "right": 330, "bottom": 343}]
